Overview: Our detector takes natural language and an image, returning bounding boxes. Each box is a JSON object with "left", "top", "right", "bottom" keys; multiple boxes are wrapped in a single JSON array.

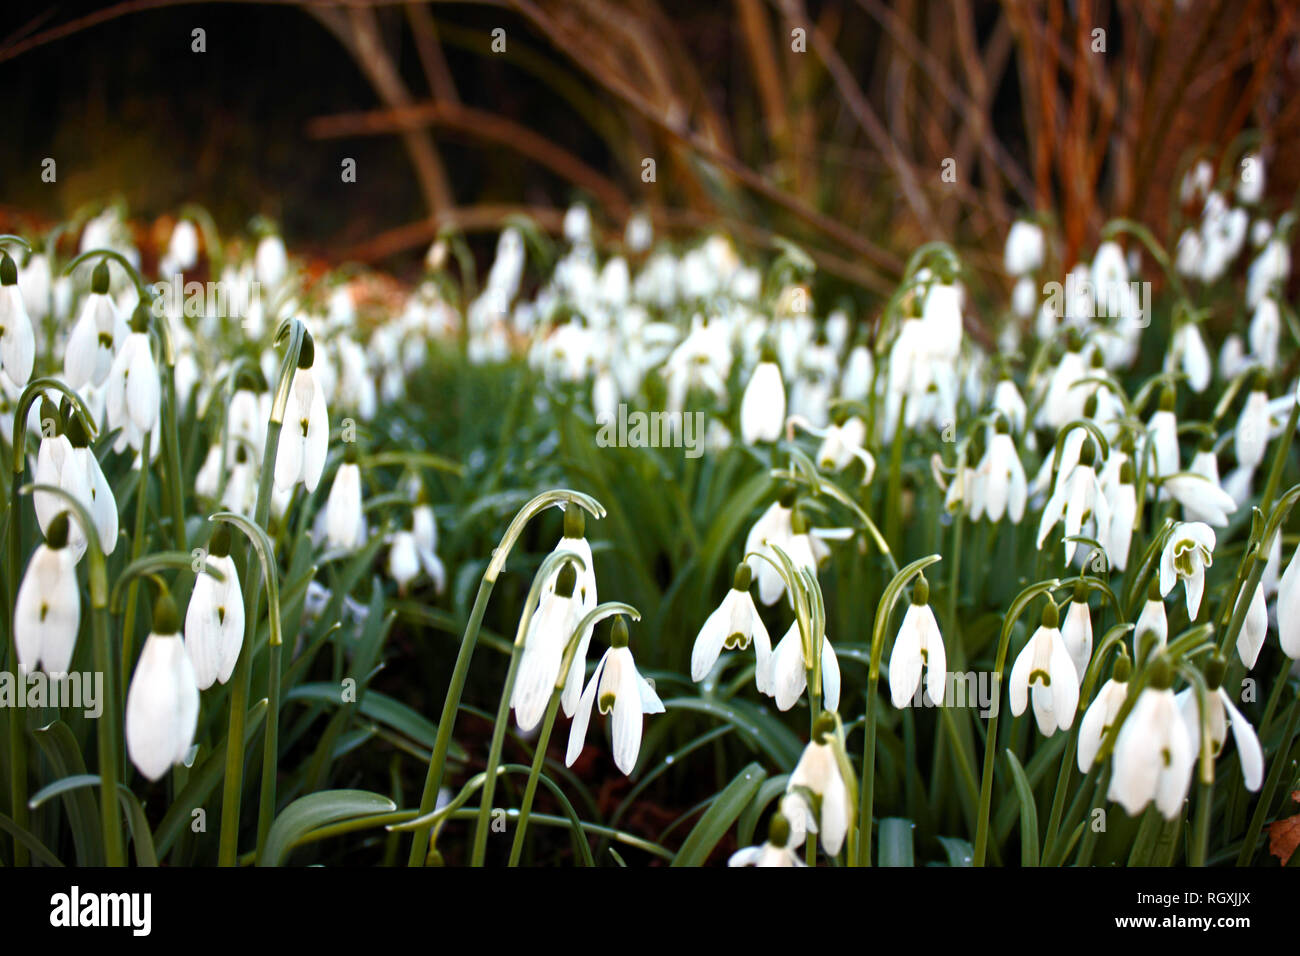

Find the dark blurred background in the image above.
[{"left": 3, "top": 0, "right": 1299, "bottom": 295}]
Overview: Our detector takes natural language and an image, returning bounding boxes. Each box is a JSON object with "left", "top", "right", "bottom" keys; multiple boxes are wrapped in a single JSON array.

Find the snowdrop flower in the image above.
[
  {"left": 65, "top": 261, "right": 127, "bottom": 389},
  {"left": 624, "top": 212, "right": 653, "bottom": 254},
  {"left": 1004, "top": 220, "right": 1045, "bottom": 276},
  {"left": 13, "top": 512, "right": 80, "bottom": 675},
  {"left": 1147, "top": 389, "right": 1180, "bottom": 479},
  {"left": 1102, "top": 459, "right": 1137, "bottom": 572},
  {"left": 889, "top": 575, "right": 946, "bottom": 707},
  {"left": 255, "top": 233, "right": 288, "bottom": 288},
  {"left": 1234, "top": 375, "right": 1270, "bottom": 470},
  {"left": 728, "top": 812, "right": 805, "bottom": 867},
  {"left": 1276, "top": 544, "right": 1300, "bottom": 659},
  {"left": 1107, "top": 659, "right": 1193, "bottom": 820},
  {"left": 105, "top": 306, "right": 161, "bottom": 454},
  {"left": 125, "top": 593, "right": 200, "bottom": 782},
  {"left": 1061, "top": 581, "right": 1093, "bottom": 682},
  {"left": 1169, "top": 322, "right": 1211, "bottom": 394},
  {"left": 1163, "top": 470, "right": 1238, "bottom": 527},
  {"left": 768, "top": 618, "right": 841, "bottom": 713},
  {"left": 1037, "top": 439, "right": 1109, "bottom": 565},
  {"left": 0, "top": 253, "right": 35, "bottom": 387},
  {"left": 1159, "top": 521, "right": 1215, "bottom": 620},
  {"left": 1036, "top": 338, "right": 1088, "bottom": 430},
  {"left": 274, "top": 333, "right": 329, "bottom": 493},
  {"left": 565, "top": 618, "right": 664, "bottom": 775},
  {"left": 1248, "top": 299, "right": 1279, "bottom": 372},
  {"left": 840, "top": 342, "right": 873, "bottom": 403},
  {"left": 1233, "top": 581, "right": 1267, "bottom": 670},
  {"left": 322, "top": 446, "right": 366, "bottom": 552},
  {"left": 1134, "top": 581, "right": 1168, "bottom": 659},
  {"left": 740, "top": 347, "right": 785, "bottom": 444},
  {"left": 411, "top": 497, "right": 446, "bottom": 595},
  {"left": 386, "top": 530, "right": 421, "bottom": 594},
  {"left": 743, "top": 493, "right": 799, "bottom": 606},
  {"left": 788, "top": 713, "right": 854, "bottom": 856},
  {"left": 184, "top": 524, "right": 245, "bottom": 689},
  {"left": 512, "top": 562, "right": 584, "bottom": 732},
  {"left": 992, "top": 375, "right": 1027, "bottom": 435},
  {"left": 791, "top": 412, "right": 874, "bottom": 481},
  {"left": 1011, "top": 276, "right": 1037, "bottom": 319},
  {"left": 1237, "top": 152, "right": 1265, "bottom": 206},
  {"left": 161, "top": 219, "right": 199, "bottom": 276},
  {"left": 60, "top": 408, "right": 118, "bottom": 556},
  {"left": 33, "top": 401, "right": 91, "bottom": 562},
  {"left": 970, "top": 419, "right": 1027, "bottom": 524},
  {"left": 17, "top": 250, "right": 51, "bottom": 323},
  {"left": 1247, "top": 236, "right": 1290, "bottom": 309},
  {"left": 1077, "top": 656, "right": 1130, "bottom": 772},
  {"left": 691, "top": 563, "right": 772, "bottom": 692},
  {"left": 1177, "top": 666, "right": 1263, "bottom": 792},
  {"left": 1009, "top": 600, "right": 1079, "bottom": 735}
]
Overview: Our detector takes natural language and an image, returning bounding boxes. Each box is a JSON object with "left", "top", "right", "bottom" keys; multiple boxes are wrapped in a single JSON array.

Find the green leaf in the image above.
[
  {"left": 936, "top": 836, "right": 974, "bottom": 867},
  {"left": 285, "top": 683, "right": 467, "bottom": 761},
  {"left": 672, "top": 762, "right": 766, "bottom": 866},
  {"left": 27, "top": 773, "right": 156, "bottom": 866},
  {"left": 32, "top": 721, "right": 102, "bottom": 866},
  {"left": 0, "top": 810, "right": 64, "bottom": 867},
  {"left": 1004, "top": 749, "right": 1040, "bottom": 867},
  {"left": 259, "top": 789, "right": 398, "bottom": 866},
  {"left": 878, "top": 817, "right": 915, "bottom": 867}
]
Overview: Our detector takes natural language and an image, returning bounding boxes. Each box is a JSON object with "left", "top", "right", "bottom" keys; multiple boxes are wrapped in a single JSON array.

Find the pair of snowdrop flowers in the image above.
[
  {"left": 129, "top": 529, "right": 245, "bottom": 779},
  {"left": 508, "top": 511, "right": 663, "bottom": 775},
  {"left": 387, "top": 499, "right": 446, "bottom": 595},
  {"left": 742, "top": 494, "right": 842, "bottom": 607},
  {"left": 690, "top": 559, "right": 840, "bottom": 712}
]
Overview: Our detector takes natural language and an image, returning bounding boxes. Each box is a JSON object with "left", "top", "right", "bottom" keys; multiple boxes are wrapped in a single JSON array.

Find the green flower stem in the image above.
[
  {"left": 508, "top": 691, "right": 564, "bottom": 866},
  {"left": 406, "top": 576, "right": 492, "bottom": 867},
  {"left": 217, "top": 318, "right": 303, "bottom": 867},
  {"left": 406, "top": 490, "right": 606, "bottom": 867},
  {"left": 257, "top": 638, "right": 283, "bottom": 855},
  {"left": 857, "top": 555, "right": 941, "bottom": 867},
  {"left": 508, "top": 602, "right": 636, "bottom": 866},
  {"left": 471, "top": 548, "right": 585, "bottom": 866},
  {"left": 119, "top": 429, "right": 153, "bottom": 734}
]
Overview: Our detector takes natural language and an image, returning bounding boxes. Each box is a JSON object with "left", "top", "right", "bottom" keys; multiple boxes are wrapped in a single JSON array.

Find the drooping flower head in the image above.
[
  {"left": 14, "top": 512, "right": 81, "bottom": 676},
  {"left": 126, "top": 591, "right": 200, "bottom": 782},
  {"left": 0, "top": 251, "right": 35, "bottom": 387},
  {"left": 1158, "top": 521, "right": 1216, "bottom": 620},
  {"left": 1008, "top": 599, "right": 1079, "bottom": 736},
  {"left": 691, "top": 562, "right": 772, "bottom": 693}
]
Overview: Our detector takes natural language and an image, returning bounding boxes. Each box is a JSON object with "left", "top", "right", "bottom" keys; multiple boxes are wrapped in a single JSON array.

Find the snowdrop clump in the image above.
[{"left": 2, "top": 152, "right": 1297, "bottom": 871}]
